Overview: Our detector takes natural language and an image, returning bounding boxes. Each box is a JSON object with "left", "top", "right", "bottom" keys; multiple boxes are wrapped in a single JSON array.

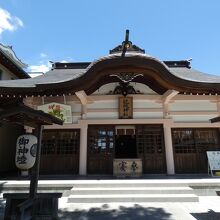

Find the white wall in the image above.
[
  {"left": 0, "top": 63, "right": 18, "bottom": 80},
  {"left": 170, "top": 101, "right": 217, "bottom": 111},
  {"left": 169, "top": 99, "right": 218, "bottom": 122},
  {"left": 31, "top": 94, "right": 220, "bottom": 124},
  {"left": 134, "top": 99, "right": 162, "bottom": 108}
]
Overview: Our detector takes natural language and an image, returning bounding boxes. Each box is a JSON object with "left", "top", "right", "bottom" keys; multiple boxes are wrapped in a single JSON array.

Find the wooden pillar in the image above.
[
  {"left": 79, "top": 124, "right": 88, "bottom": 175},
  {"left": 29, "top": 125, "right": 43, "bottom": 199},
  {"left": 163, "top": 124, "right": 175, "bottom": 175},
  {"left": 82, "top": 104, "right": 87, "bottom": 119}
]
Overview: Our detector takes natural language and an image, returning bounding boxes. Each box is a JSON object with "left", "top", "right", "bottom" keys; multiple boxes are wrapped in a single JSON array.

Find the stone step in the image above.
[
  {"left": 67, "top": 194, "right": 199, "bottom": 203},
  {"left": 69, "top": 187, "right": 194, "bottom": 195},
  {"left": 72, "top": 182, "right": 188, "bottom": 188}
]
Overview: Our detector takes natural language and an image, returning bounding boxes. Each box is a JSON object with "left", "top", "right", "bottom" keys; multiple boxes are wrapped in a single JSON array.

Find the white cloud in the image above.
[
  {"left": 0, "top": 8, "right": 23, "bottom": 35},
  {"left": 28, "top": 55, "right": 74, "bottom": 74},
  {"left": 28, "top": 64, "right": 50, "bottom": 73},
  {"left": 28, "top": 53, "right": 52, "bottom": 73},
  {"left": 28, "top": 72, "right": 43, "bottom": 78},
  {"left": 40, "top": 53, "right": 47, "bottom": 58},
  {"left": 14, "top": 16, "right": 23, "bottom": 27}
]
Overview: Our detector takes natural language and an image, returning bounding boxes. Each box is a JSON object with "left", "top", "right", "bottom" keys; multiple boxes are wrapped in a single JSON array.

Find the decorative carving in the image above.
[
  {"left": 109, "top": 30, "right": 145, "bottom": 55},
  {"left": 109, "top": 82, "right": 137, "bottom": 96},
  {"left": 110, "top": 73, "right": 143, "bottom": 96},
  {"left": 109, "top": 42, "right": 145, "bottom": 54},
  {"left": 110, "top": 73, "right": 143, "bottom": 83}
]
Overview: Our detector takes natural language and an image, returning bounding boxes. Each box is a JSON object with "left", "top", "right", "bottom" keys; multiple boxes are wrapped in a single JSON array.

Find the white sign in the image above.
[
  {"left": 15, "top": 134, "right": 37, "bottom": 170},
  {"left": 207, "top": 151, "right": 220, "bottom": 171},
  {"left": 38, "top": 102, "right": 72, "bottom": 123}
]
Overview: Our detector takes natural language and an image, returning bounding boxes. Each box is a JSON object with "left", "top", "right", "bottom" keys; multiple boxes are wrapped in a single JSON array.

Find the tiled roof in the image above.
[
  {"left": 0, "top": 43, "right": 27, "bottom": 69},
  {"left": 0, "top": 52, "right": 220, "bottom": 88},
  {"left": 0, "top": 68, "right": 86, "bottom": 88}
]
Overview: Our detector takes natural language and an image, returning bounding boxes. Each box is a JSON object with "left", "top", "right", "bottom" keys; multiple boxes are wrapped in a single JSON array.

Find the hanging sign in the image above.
[
  {"left": 15, "top": 134, "right": 37, "bottom": 170},
  {"left": 119, "top": 97, "right": 133, "bottom": 119},
  {"left": 38, "top": 102, "right": 72, "bottom": 123}
]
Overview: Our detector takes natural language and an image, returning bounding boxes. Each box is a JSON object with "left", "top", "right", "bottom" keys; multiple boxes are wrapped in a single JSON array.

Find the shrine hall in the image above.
[{"left": 1, "top": 31, "right": 220, "bottom": 177}]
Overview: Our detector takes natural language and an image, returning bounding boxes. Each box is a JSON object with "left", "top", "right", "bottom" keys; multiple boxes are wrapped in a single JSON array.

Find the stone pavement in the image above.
[
  {"left": 1, "top": 195, "right": 220, "bottom": 219},
  {"left": 57, "top": 196, "right": 220, "bottom": 220},
  {"left": 1, "top": 178, "right": 220, "bottom": 219}
]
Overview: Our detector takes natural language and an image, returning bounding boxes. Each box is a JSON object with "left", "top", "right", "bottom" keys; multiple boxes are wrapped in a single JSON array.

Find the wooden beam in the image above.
[
  {"left": 75, "top": 90, "right": 88, "bottom": 105},
  {"left": 210, "top": 116, "right": 220, "bottom": 123},
  {"left": 75, "top": 90, "right": 93, "bottom": 104},
  {"left": 162, "top": 90, "right": 178, "bottom": 118},
  {"left": 75, "top": 90, "right": 93, "bottom": 119},
  {"left": 162, "top": 90, "right": 179, "bottom": 104}
]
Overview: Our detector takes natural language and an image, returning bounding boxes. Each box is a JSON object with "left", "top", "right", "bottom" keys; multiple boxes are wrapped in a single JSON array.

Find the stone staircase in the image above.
[{"left": 67, "top": 181, "right": 199, "bottom": 203}]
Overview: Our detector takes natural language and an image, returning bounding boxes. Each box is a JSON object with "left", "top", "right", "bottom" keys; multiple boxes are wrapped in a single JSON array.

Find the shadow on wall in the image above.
[
  {"left": 191, "top": 209, "right": 220, "bottom": 220},
  {"left": 0, "top": 182, "right": 6, "bottom": 219},
  {"left": 58, "top": 204, "right": 172, "bottom": 220}
]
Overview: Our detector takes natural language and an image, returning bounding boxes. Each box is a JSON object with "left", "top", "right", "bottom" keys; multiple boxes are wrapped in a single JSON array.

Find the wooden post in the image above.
[
  {"left": 29, "top": 125, "right": 43, "bottom": 199},
  {"left": 79, "top": 124, "right": 88, "bottom": 175},
  {"left": 163, "top": 124, "right": 175, "bottom": 175}
]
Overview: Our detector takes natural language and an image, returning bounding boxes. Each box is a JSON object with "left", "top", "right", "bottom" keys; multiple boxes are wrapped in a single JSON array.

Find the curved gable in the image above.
[
  {"left": 1, "top": 53, "right": 220, "bottom": 96},
  {"left": 37, "top": 54, "right": 220, "bottom": 95}
]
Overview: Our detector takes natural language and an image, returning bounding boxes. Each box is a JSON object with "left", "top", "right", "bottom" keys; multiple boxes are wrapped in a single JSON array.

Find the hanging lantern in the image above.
[{"left": 15, "top": 134, "right": 37, "bottom": 170}]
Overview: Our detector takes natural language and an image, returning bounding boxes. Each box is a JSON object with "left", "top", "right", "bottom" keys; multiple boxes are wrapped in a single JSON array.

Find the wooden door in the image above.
[
  {"left": 136, "top": 125, "right": 166, "bottom": 173},
  {"left": 40, "top": 130, "right": 79, "bottom": 174},
  {"left": 87, "top": 125, "right": 115, "bottom": 174},
  {"left": 172, "top": 128, "right": 220, "bottom": 173}
]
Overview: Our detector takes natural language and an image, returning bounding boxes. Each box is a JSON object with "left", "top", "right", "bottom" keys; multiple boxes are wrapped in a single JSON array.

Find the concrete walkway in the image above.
[{"left": 1, "top": 178, "right": 220, "bottom": 219}]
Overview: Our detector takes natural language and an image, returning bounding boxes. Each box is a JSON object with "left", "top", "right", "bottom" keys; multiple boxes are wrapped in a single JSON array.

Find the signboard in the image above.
[
  {"left": 207, "top": 151, "right": 220, "bottom": 177},
  {"left": 113, "top": 159, "right": 142, "bottom": 177},
  {"left": 15, "top": 134, "right": 37, "bottom": 170},
  {"left": 119, "top": 97, "right": 133, "bottom": 119},
  {"left": 38, "top": 102, "right": 72, "bottom": 123}
]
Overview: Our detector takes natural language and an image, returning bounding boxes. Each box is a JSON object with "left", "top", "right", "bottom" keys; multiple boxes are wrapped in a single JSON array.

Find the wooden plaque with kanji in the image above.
[{"left": 119, "top": 97, "right": 133, "bottom": 119}]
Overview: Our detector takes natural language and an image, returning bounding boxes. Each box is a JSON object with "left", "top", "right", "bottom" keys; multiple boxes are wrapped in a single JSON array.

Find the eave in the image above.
[
  {"left": 0, "top": 50, "right": 30, "bottom": 79},
  {"left": 0, "top": 55, "right": 220, "bottom": 97}
]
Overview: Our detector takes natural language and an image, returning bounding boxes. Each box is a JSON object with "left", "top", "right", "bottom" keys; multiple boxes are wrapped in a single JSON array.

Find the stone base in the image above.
[
  {"left": 3, "top": 193, "right": 62, "bottom": 220},
  {"left": 113, "top": 158, "right": 142, "bottom": 177}
]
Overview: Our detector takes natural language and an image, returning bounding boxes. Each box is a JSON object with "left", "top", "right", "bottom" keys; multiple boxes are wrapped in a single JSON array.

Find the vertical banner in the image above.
[{"left": 119, "top": 97, "right": 133, "bottom": 119}]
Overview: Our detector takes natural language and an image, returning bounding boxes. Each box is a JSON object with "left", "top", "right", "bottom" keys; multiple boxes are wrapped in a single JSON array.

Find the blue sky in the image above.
[{"left": 0, "top": 0, "right": 220, "bottom": 75}]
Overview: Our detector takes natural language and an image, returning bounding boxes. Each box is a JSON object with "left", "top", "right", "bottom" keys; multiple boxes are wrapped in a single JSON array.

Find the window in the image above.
[
  {"left": 172, "top": 128, "right": 220, "bottom": 154},
  {"left": 88, "top": 126, "right": 115, "bottom": 154},
  {"left": 172, "top": 129, "right": 195, "bottom": 153},
  {"left": 41, "top": 130, "right": 79, "bottom": 155},
  {"left": 136, "top": 125, "right": 164, "bottom": 155}
]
